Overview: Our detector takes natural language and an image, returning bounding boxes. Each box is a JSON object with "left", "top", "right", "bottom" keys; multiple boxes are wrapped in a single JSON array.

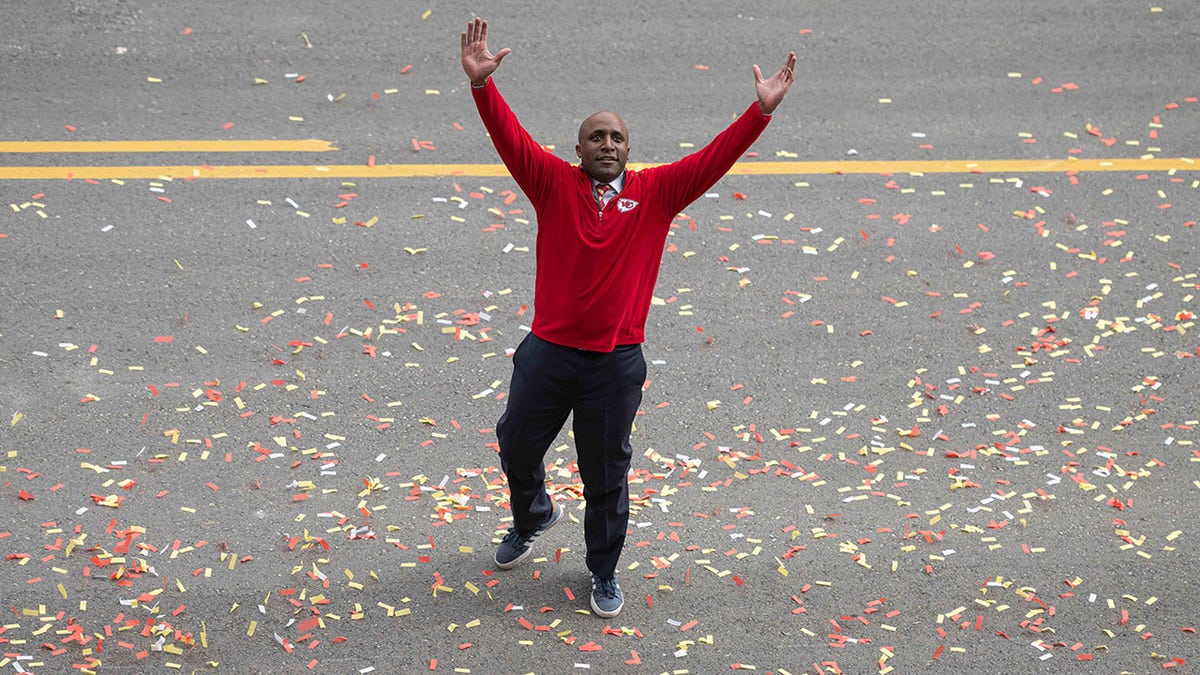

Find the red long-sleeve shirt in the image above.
[{"left": 471, "top": 79, "right": 771, "bottom": 352}]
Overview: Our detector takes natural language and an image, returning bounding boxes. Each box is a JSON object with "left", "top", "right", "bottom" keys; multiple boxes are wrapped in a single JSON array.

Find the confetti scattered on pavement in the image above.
[{"left": 1, "top": 4, "right": 1198, "bottom": 674}]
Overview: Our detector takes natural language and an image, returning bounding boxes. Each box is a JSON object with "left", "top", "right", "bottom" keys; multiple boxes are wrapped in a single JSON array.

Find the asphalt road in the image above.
[{"left": 2, "top": 2, "right": 1199, "bottom": 674}]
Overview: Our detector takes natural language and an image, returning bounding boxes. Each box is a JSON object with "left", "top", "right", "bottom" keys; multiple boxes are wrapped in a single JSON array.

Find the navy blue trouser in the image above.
[{"left": 496, "top": 332, "right": 645, "bottom": 578}]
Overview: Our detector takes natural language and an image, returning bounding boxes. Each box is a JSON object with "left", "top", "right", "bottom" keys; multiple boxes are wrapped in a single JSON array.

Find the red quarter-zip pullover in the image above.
[{"left": 471, "top": 79, "right": 771, "bottom": 352}]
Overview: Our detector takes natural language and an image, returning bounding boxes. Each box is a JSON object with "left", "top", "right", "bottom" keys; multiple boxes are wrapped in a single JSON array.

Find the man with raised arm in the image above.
[{"left": 461, "top": 16, "right": 795, "bottom": 619}]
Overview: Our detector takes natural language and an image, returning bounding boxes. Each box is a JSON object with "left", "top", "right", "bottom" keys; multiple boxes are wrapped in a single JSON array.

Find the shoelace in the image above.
[
  {"left": 501, "top": 528, "right": 529, "bottom": 550},
  {"left": 593, "top": 576, "right": 619, "bottom": 599}
]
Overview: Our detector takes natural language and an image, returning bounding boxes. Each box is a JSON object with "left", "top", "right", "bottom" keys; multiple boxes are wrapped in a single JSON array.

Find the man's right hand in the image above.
[{"left": 461, "top": 18, "right": 510, "bottom": 87}]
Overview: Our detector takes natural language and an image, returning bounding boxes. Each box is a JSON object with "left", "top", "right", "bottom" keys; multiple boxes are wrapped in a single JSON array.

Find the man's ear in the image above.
[{"left": 575, "top": 144, "right": 582, "bottom": 158}]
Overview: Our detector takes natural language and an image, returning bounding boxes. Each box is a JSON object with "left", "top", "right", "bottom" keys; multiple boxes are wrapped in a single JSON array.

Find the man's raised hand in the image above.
[
  {"left": 753, "top": 51, "right": 797, "bottom": 115},
  {"left": 461, "top": 18, "right": 510, "bottom": 87}
]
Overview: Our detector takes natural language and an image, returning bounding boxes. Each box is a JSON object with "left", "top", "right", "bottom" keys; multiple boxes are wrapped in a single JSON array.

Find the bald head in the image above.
[{"left": 576, "top": 111, "right": 630, "bottom": 183}]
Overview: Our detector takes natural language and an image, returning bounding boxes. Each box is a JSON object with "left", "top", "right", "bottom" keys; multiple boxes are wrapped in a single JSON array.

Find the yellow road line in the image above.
[
  {"left": 0, "top": 158, "right": 1195, "bottom": 181},
  {"left": 734, "top": 157, "right": 1197, "bottom": 175},
  {"left": 0, "top": 139, "right": 338, "bottom": 153}
]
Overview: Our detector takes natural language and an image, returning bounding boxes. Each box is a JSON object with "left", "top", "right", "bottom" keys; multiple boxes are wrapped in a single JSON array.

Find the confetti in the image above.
[{"left": 2, "top": 13, "right": 1197, "bottom": 675}]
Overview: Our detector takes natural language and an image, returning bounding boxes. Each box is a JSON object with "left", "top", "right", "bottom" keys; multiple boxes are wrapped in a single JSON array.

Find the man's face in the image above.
[{"left": 576, "top": 112, "right": 629, "bottom": 183}]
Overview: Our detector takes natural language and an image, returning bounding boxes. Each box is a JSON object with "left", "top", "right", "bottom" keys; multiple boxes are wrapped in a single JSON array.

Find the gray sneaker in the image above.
[
  {"left": 494, "top": 500, "right": 561, "bottom": 570},
  {"left": 590, "top": 574, "right": 623, "bottom": 618}
]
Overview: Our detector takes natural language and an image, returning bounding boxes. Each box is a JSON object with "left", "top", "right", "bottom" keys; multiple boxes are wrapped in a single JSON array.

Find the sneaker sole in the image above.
[
  {"left": 495, "top": 502, "right": 561, "bottom": 570},
  {"left": 495, "top": 547, "right": 532, "bottom": 570}
]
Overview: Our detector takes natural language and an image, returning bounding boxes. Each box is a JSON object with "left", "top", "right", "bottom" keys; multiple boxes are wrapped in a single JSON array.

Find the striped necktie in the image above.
[{"left": 595, "top": 183, "right": 612, "bottom": 208}]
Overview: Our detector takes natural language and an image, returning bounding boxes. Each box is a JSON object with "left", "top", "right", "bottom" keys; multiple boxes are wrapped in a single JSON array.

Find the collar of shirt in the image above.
[{"left": 590, "top": 171, "right": 626, "bottom": 195}]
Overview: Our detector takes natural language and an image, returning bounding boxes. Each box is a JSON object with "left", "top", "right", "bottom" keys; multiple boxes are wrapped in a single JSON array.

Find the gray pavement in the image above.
[{"left": 1, "top": 1, "right": 1199, "bottom": 674}]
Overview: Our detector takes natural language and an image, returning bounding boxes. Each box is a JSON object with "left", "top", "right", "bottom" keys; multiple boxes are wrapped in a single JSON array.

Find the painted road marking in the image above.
[
  {"left": 0, "top": 159, "right": 1195, "bottom": 181},
  {"left": 0, "top": 140, "right": 337, "bottom": 154}
]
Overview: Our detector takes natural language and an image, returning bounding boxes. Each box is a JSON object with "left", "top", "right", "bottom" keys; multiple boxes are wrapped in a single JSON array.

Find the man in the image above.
[{"left": 461, "top": 17, "right": 795, "bottom": 618}]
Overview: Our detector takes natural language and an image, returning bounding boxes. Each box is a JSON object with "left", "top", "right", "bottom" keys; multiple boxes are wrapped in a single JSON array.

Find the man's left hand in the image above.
[{"left": 753, "top": 52, "right": 797, "bottom": 115}]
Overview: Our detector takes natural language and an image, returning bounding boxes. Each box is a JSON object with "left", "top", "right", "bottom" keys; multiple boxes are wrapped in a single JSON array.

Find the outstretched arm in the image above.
[
  {"left": 461, "top": 17, "right": 510, "bottom": 87},
  {"left": 753, "top": 51, "right": 796, "bottom": 115}
]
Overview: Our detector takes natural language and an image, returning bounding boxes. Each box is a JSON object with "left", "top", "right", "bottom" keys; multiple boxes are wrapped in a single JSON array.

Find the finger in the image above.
[
  {"left": 479, "top": 18, "right": 489, "bottom": 44},
  {"left": 494, "top": 47, "right": 511, "bottom": 63},
  {"left": 752, "top": 64, "right": 763, "bottom": 84}
]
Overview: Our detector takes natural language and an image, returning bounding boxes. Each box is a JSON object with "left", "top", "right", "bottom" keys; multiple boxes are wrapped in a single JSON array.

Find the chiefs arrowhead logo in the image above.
[{"left": 617, "top": 198, "right": 639, "bottom": 213}]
